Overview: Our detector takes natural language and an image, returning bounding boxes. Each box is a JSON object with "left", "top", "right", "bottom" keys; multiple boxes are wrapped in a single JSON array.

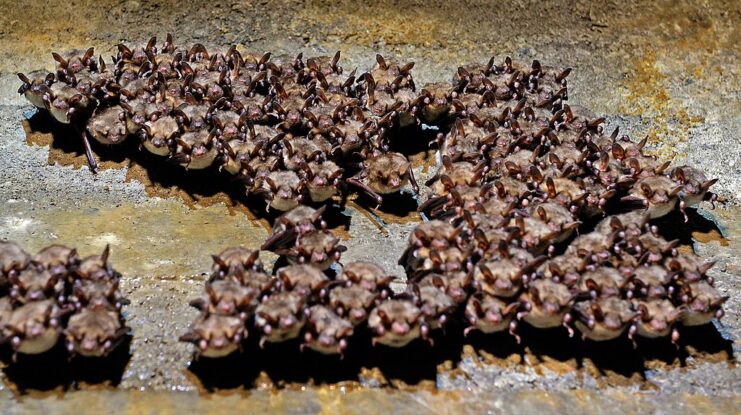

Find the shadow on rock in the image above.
[{"left": 0, "top": 336, "right": 132, "bottom": 393}]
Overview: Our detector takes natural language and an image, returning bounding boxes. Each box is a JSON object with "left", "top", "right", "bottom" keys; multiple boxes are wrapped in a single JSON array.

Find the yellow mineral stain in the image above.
[
  {"left": 300, "top": 1, "right": 449, "bottom": 48},
  {"left": 613, "top": 3, "right": 738, "bottom": 162},
  {"left": 538, "top": 356, "right": 579, "bottom": 375},
  {"left": 619, "top": 50, "right": 704, "bottom": 161},
  {"left": 408, "top": 149, "right": 437, "bottom": 175}
]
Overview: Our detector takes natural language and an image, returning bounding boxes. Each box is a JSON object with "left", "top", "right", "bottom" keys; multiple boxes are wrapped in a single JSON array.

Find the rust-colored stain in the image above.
[
  {"left": 23, "top": 118, "right": 126, "bottom": 171},
  {"left": 692, "top": 229, "right": 729, "bottom": 247},
  {"left": 122, "top": 162, "right": 271, "bottom": 233}
]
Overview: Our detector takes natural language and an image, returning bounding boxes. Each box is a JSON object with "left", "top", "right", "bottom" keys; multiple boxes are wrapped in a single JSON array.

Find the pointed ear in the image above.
[
  {"left": 627, "top": 158, "right": 641, "bottom": 174},
  {"left": 163, "top": 33, "right": 175, "bottom": 52},
  {"left": 431, "top": 276, "right": 446, "bottom": 289},
  {"left": 640, "top": 183, "right": 654, "bottom": 197},
  {"left": 536, "top": 206, "right": 548, "bottom": 222},
  {"left": 265, "top": 176, "right": 278, "bottom": 192},
  {"left": 332, "top": 50, "right": 340, "bottom": 68},
  {"left": 546, "top": 177, "right": 557, "bottom": 198},
  {"left": 83, "top": 47, "right": 95, "bottom": 62},
  {"left": 117, "top": 44, "right": 132, "bottom": 58},
  {"left": 205, "top": 283, "right": 218, "bottom": 303},
  {"left": 440, "top": 174, "right": 455, "bottom": 190},
  {"left": 513, "top": 98, "right": 526, "bottom": 115},
  {"left": 529, "top": 286, "right": 542, "bottom": 306},
  {"left": 377, "top": 309, "right": 390, "bottom": 324},
  {"left": 701, "top": 178, "right": 718, "bottom": 191},
  {"left": 146, "top": 36, "right": 157, "bottom": 52},
  {"left": 712, "top": 295, "right": 730, "bottom": 308},
  {"left": 472, "top": 297, "right": 484, "bottom": 315},
  {"left": 212, "top": 254, "right": 228, "bottom": 269},
  {"left": 17, "top": 72, "right": 31, "bottom": 84},
  {"left": 504, "top": 161, "right": 520, "bottom": 175},
  {"left": 556, "top": 67, "right": 572, "bottom": 83},
  {"left": 45, "top": 272, "right": 59, "bottom": 291},
  {"left": 429, "top": 250, "right": 442, "bottom": 266},
  {"left": 68, "top": 94, "right": 83, "bottom": 106},
  {"left": 585, "top": 278, "right": 600, "bottom": 293},
  {"left": 478, "top": 263, "right": 495, "bottom": 281},
  {"left": 283, "top": 139, "right": 294, "bottom": 156},
  {"left": 179, "top": 331, "right": 198, "bottom": 343},
  {"left": 101, "top": 244, "right": 110, "bottom": 264},
  {"left": 259, "top": 52, "right": 271, "bottom": 65},
  {"left": 698, "top": 261, "right": 715, "bottom": 275},
  {"left": 548, "top": 262, "right": 563, "bottom": 276},
  {"left": 176, "top": 138, "right": 191, "bottom": 152},
  {"left": 375, "top": 54, "right": 387, "bottom": 69},
  {"left": 590, "top": 302, "right": 604, "bottom": 321},
  {"left": 637, "top": 303, "right": 650, "bottom": 322},
  {"left": 52, "top": 52, "right": 67, "bottom": 68},
  {"left": 119, "top": 102, "right": 135, "bottom": 117},
  {"left": 212, "top": 117, "right": 224, "bottom": 130}
]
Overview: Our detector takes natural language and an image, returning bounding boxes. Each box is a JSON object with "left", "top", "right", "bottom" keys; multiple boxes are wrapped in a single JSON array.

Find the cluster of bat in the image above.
[
  {"left": 179, "top": 246, "right": 397, "bottom": 357},
  {"left": 402, "top": 210, "right": 727, "bottom": 344},
  {"left": 394, "top": 51, "right": 724, "bottom": 345},
  {"left": 16, "top": 35, "right": 727, "bottom": 357},
  {"left": 181, "top": 200, "right": 728, "bottom": 359},
  {"left": 17, "top": 35, "right": 431, "bottom": 210},
  {"left": 180, "top": 205, "right": 451, "bottom": 357},
  {"left": 0, "top": 241, "right": 130, "bottom": 361},
  {"left": 18, "top": 36, "right": 719, "bottom": 218}
]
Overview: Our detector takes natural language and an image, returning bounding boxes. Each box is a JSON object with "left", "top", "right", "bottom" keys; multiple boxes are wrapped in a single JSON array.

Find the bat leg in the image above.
[
  {"left": 77, "top": 125, "right": 99, "bottom": 174},
  {"left": 408, "top": 164, "right": 419, "bottom": 194},
  {"left": 346, "top": 177, "right": 383, "bottom": 207}
]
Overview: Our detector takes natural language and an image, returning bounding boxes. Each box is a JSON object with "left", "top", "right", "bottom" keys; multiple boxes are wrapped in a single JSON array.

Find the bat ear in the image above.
[
  {"left": 377, "top": 309, "right": 390, "bottom": 324},
  {"left": 590, "top": 302, "right": 604, "bottom": 321},
  {"left": 637, "top": 303, "right": 650, "bottom": 322},
  {"left": 52, "top": 52, "right": 67, "bottom": 68},
  {"left": 585, "top": 278, "right": 600, "bottom": 293},
  {"left": 100, "top": 244, "right": 110, "bottom": 264},
  {"left": 17, "top": 72, "right": 31, "bottom": 84},
  {"left": 83, "top": 47, "right": 95, "bottom": 62},
  {"left": 212, "top": 254, "right": 228, "bottom": 270},
  {"left": 375, "top": 54, "right": 387, "bottom": 69},
  {"left": 529, "top": 286, "right": 542, "bottom": 306},
  {"left": 248, "top": 250, "right": 260, "bottom": 265},
  {"left": 146, "top": 36, "right": 157, "bottom": 52},
  {"left": 472, "top": 296, "right": 484, "bottom": 314}
]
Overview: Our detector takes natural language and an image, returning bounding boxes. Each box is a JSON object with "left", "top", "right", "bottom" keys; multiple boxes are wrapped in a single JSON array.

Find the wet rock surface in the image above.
[{"left": 0, "top": 0, "right": 738, "bottom": 412}]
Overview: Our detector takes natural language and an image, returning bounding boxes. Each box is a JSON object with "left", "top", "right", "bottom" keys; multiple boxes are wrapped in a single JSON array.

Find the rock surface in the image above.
[{"left": 0, "top": 0, "right": 738, "bottom": 411}]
